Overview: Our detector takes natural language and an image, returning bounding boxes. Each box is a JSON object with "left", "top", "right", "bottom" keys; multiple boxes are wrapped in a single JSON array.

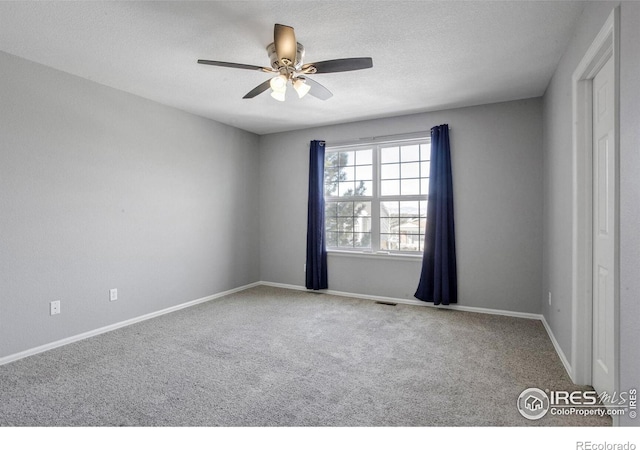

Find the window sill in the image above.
[{"left": 327, "top": 249, "right": 423, "bottom": 262}]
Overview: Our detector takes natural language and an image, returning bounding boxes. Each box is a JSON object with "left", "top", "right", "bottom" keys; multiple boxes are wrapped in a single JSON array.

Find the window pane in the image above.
[
  {"left": 337, "top": 217, "right": 352, "bottom": 232},
  {"left": 400, "top": 201, "right": 420, "bottom": 217},
  {"left": 352, "top": 181, "right": 365, "bottom": 197},
  {"left": 400, "top": 234, "right": 421, "bottom": 251},
  {"left": 341, "top": 166, "right": 355, "bottom": 182},
  {"left": 337, "top": 201, "right": 354, "bottom": 217},
  {"left": 355, "top": 165, "right": 372, "bottom": 180},
  {"left": 401, "top": 162, "right": 420, "bottom": 178},
  {"left": 355, "top": 180, "right": 372, "bottom": 196},
  {"left": 380, "top": 217, "right": 399, "bottom": 233},
  {"left": 381, "top": 179, "right": 400, "bottom": 196},
  {"left": 421, "top": 179, "right": 429, "bottom": 196},
  {"left": 325, "top": 152, "right": 339, "bottom": 169},
  {"left": 420, "top": 144, "right": 431, "bottom": 161},
  {"left": 354, "top": 232, "right": 371, "bottom": 248},
  {"left": 324, "top": 182, "right": 338, "bottom": 197},
  {"left": 419, "top": 200, "right": 428, "bottom": 218},
  {"left": 324, "top": 162, "right": 344, "bottom": 195},
  {"left": 326, "top": 231, "right": 338, "bottom": 247},
  {"left": 421, "top": 161, "right": 431, "bottom": 177},
  {"left": 355, "top": 216, "right": 372, "bottom": 233},
  {"left": 401, "top": 179, "right": 420, "bottom": 195},
  {"left": 399, "top": 218, "right": 420, "bottom": 234},
  {"left": 381, "top": 146, "right": 400, "bottom": 163},
  {"left": 379, "top": 217, "right": 389, "bottom": 234},
  {"left": 401, "top": 145, "right": 420, "bottom": 162},
  {"left": 380, "top": 163, "right": 400, "bottom": 179},
  {"left": 325, "top": 218, "right": 338, "bottom": 232},
  {"left": 355, "top": 149, "right": 373, "bottom": 165},
  {"left": 381, "top": 201, "right": 399, "bottom": 217},
  {"left": 419, "top": 218, "right": 426, "bottom": 235},
  {"left": 338, "top": 181, "right": 355, "bottom": 197},
  {"left": 338, "top": 232, "right": 353, "bottom": 247},
  {"left": 325, "top": 201, "right": 337, "bottom": 217},
  {"left": 355, "top": 201, "right": 371, "bottom": 217},
  {"left": 381, "top": 234, "right": 399, "bottom": 250},
  {"left": 339, "top": 151, "right": 354, "bottom": 166}
]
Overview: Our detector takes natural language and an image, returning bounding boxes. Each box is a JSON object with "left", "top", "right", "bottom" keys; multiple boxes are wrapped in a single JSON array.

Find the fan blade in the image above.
[
  {"left": 243, "top": 79, "right": 272, "bottom": 99},
  {"left": 274, "top": 24, "right": 297, "bottom": 66},
  {"left": 302, "top": 77, "right": 333, "bottom": 100},
  {"left": 198, "top": 60, "right": 272, "bottom": 72},
  {"left": 302, "top": 57, "right": 373, "bottom": 74}
]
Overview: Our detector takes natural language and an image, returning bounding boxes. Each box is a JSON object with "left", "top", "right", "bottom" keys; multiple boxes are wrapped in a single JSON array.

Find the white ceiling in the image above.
[{"left": 0, "top": 1, "right": 585, "bottom": 135}]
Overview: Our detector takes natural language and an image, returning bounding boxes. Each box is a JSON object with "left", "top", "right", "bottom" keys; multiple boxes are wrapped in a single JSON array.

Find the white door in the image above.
[{"left": 591, "top": 55, "right": 616, "bottom": 396}]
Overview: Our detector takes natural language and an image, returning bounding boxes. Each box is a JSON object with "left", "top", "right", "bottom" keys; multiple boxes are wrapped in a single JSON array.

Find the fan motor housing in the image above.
[{"left": 267, "top": 42, "right": 305, "bottom": 71}]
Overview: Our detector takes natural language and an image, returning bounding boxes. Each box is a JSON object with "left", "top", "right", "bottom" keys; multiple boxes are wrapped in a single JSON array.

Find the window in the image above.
[{"left": 324, "top": 137, "right": 431, "bottom": 254}]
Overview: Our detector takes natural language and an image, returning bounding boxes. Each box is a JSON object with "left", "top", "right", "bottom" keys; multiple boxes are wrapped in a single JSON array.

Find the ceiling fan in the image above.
[{"left": 197, "top": 24, "right": 373, "bottom": 101}]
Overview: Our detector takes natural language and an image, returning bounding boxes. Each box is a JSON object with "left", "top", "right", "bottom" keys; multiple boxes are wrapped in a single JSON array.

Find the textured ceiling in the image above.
[{"left": 0, "top": 1, "right": 585, "bottom": 135}]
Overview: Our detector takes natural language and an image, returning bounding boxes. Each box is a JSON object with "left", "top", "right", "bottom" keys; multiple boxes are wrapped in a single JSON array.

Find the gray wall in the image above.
[
  {"left": 0, "top": 51, "right": 261, "bottom": 358},
  {"left": 259, "top": 99, "right": 543, "bottom": 313},
  {"left": 1, "top": 5, "right": 636, "bottom": 422},
  {"left": 541, "top": 0, "right": 616, "bottom": 370},
  {"left": 619, "top": 1, "right": 640, "bottom": 427},
  {"left": 542, "top": 1, "right": 640, "bottom": 426}
]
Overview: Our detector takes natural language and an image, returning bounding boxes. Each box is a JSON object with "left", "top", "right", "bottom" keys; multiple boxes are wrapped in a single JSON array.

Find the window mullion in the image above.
[{"left": 371, "top": 144, "right": 381, "bottom": 252}]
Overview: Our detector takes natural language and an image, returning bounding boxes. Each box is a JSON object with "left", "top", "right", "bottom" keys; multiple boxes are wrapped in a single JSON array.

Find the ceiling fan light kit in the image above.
[
  {"left": 269, "top": 74, "right": 288, "bottom": 92},
  {"left": 198, "top": 24, "right": 373, "bottom": 102},
  {"left": 270, "top": 89, "right": 286, "bottom": 102},
  {"left": 293, "top": 78, "right": 311, "bottom": 98}
]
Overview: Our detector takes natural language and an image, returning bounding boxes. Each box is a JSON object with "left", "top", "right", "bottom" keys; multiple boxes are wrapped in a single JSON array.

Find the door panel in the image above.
[
  {"left": 597, "top": 141, "right": 609, "bottom": 237},
  {"left": 595, "top": 265, "right": 608, "bottom": 374},
  {"left": 591, "top": 56, "right": 615, "bottom": 396}
]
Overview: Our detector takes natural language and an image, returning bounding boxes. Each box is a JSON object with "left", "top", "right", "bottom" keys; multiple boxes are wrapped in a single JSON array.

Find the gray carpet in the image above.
[{"left": 0, "top": 286, "right": 611, "bottom": 426}]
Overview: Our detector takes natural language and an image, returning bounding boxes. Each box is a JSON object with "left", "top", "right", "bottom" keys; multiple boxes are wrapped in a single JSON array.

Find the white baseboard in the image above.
[
  {"left": 540, "top": 315, "right": 574, "bottom": 381},
  {"left": 1, "top": 280, "right": 574, "bottom": 386},
  {"left": 259, "top": 281, "right": 308, "bottom": 292},
  {"left": 0, "top": 281, "right": 261, "bottom": 367},
  {"left": 260, "top": 281, "right": 542, "bottom": 320}
]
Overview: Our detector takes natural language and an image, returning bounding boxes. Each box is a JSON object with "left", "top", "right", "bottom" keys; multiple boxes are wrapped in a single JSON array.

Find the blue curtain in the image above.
[
  {"left": 415, "top": 124, "right": 457, "bottom": 305},
  {"left": 306, "top": 140, "right": 328, "bottom": 290}
]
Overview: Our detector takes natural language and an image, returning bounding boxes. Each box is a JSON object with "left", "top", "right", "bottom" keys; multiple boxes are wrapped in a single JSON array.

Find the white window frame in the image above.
[{"left": 324, "top": 135, "right": 430, "bottom": 257}]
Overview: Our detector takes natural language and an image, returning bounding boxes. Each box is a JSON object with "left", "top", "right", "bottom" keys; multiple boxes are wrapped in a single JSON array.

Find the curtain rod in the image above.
[{"left": 325, "top": 127, "right": 450, "bottom": 148}]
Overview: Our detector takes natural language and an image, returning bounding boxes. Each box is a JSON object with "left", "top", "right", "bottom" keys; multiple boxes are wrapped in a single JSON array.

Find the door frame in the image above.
[{"left": 571, "top": 7, "right": 619, "bottom": 396}]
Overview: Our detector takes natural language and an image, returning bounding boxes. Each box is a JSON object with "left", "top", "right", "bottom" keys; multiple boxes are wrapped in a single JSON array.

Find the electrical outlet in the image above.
[
  {"left": 303, "top": 263, "right": 306, "bottom": 273},
  {"left": 50, "top": 300, "right": 60, "bottom": 316},
  {"left": 548, "top": 291, "right": 552, "bottom": 306},
  {"left": 109, "top": 288, "right": 118, "bottom": 302}
]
